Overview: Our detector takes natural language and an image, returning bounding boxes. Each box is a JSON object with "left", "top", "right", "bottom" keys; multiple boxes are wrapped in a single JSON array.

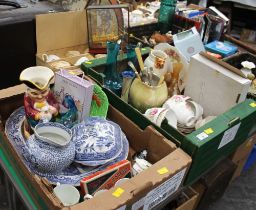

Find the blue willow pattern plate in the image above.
[
  {"left": 72, "top": 117, "right": 123, "bottom": 166},
  {"left": 5, "top": 107, "right": 129, "bottom": 186}
]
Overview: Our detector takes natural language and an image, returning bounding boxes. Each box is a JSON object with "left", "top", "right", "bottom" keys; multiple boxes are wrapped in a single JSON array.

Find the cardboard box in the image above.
[
  {"left": 0, "top": 84, "right": 192, "bottom": 210},
  {"left": 230, "top": 134, "right": 256, "bottom": 163},
  {"left": 230, "top": 134, "right": 256, "bottom": 181},
  {"left": 184, "top": 53, "right": 251, "bottom": 116},
  {"left": 176, "top": 187, "right": 198, "bottom": 210},
  {"left": 35, "top": 11, "right": 94, "bottom": 72},
  {"left": 162, "top": 186, "right": 198, "bottom": 210}
]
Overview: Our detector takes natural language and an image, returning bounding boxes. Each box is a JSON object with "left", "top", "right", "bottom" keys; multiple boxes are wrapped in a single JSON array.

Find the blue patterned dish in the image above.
[
  {"left": 27, "top": 134, "right": 75, "bottom": 174},
  {"left": 72, "top": 117, "right": 123, "bottom": 166},
  {"left": 5, "top": 107, "right": 129, "bottom": 186}
]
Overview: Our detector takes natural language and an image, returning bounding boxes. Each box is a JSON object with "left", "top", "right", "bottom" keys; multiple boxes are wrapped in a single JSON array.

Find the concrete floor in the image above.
[{"left": 207, "top": 163, "right": 256, "bottom": 210}]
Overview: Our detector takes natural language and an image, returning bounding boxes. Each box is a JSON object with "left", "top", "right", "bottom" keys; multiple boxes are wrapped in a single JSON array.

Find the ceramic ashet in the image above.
[
  {"left": 129, "top": 78, "right": 168, "bottom": 113},
  {"left": 27, "top": 122, "right": 75, "bottom": 173},
  {"left": 5, "top": 107, "right": 129, "bottom": 185},
  {"left": 72, "top": 117, "right": 123, "bottom": 166},
  {"left": 19, "top": 66, "right": 54, "bottom": 90}
]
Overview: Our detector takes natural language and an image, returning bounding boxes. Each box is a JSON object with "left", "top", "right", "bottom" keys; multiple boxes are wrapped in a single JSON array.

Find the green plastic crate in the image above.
[{"left": 81, "top": 53, "right": 256, "bottom": 185}]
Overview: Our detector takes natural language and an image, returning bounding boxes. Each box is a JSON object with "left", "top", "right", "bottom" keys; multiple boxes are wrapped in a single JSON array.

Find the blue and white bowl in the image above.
[
  {"left": 72, "top": 117, "right": 123, "bottom": 166},
  {"left": 27, "top": 122, "right": 75, "bottom": 174}
]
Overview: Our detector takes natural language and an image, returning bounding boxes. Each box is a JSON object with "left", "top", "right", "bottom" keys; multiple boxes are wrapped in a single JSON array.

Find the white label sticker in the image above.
[
  {"left": 196, "top": 132, "right": 208, "bottom": 141},
  {"left": 218, "top": 123, "right": 241, "bottom": 149},
  {"left": 117, "top": 205, "right": 126, "bottom": 210},
  {"left": 143, "top": 168, "right": 187, "bottom": 210}
]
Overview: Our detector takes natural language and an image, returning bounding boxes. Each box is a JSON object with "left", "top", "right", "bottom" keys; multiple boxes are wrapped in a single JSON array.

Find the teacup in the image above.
[
  {"left": 163, "top": 95, "right": 196, "bottom": 127},
  {"left": 187, "top": 100, "right": 203, "bottom": 121},
  {"left": 50, "top": 60, "right": 71, "bottom": 69},
  {"left": 74, "top": 56, "right": 89, "bottom": 66},
  {"left": 144, "top": 107, "right": 177, "bottom": 128},
  {"left": 65, "top": 50, "right": 81, "bottom": 57},
  {"left": 53, "top": 184, "right": 80, "bottom": 206},
  {"left": 42, "top": 54, "right": 60, "bottom": 62},
  {"left": 114, "top": 178, "right": 130, "bottom": 187},
  {"left": 94, "top": 189, "right": 108, "bottom": 197}
]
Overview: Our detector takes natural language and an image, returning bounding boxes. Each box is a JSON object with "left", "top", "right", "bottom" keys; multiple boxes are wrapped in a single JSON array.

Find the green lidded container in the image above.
[{"left": 81, "top": 49, "right": 256, "bottom": 185}]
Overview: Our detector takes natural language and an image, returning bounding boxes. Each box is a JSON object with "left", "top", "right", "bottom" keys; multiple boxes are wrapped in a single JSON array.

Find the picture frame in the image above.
[{"left": 86, "top": 4, "right": 129, "bottom": 53}]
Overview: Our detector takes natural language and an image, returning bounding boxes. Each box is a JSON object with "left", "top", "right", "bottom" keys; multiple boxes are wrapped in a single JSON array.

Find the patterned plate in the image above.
[
  {"left": 5, "top": 107, "right": 129, "bottom": 186},
  {"left": 72, "top": 117, "right": 123, "bottom": 166}
]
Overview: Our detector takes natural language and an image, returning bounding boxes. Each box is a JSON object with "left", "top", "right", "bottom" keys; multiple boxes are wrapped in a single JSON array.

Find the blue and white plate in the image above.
[
  {"left": 5, "top": 107, "right": 129, "bottom": 186},
  {"left": 72, "top": 117, "right": 123, "bottom": 166}
]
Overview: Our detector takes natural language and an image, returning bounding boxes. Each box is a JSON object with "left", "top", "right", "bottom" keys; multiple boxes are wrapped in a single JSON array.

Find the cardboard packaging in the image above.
[
  {"left": 184, "top": 52, "right": 251, "bottom": 116},
  {"left": 0, "top": 84, "right": 192, "bottom": 210},
  {"left": 230, "top": 134, "right": 256, "bottom": 181},
  {"left": 35, "top": 11, "right": 93, "bottom": 72},
  {"left": 164, "top": 187, "right": 199, "bottom": 210},
  {"left": 54, "top": 69, "right": 94, "bottom": 122},
  {"left": 81, "top": 160, "right": 132, "bottom": 195}
]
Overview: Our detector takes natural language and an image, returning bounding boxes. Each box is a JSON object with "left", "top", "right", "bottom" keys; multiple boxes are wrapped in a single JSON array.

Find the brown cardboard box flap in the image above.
[
  {"left": 0, "top": 84, "right": 26, "bottom": 99},
  {"left": 36, "top": 10, "right": 87, "bottom": 54},
  {"left": 70, "top": 149, "right": 191, "bottom": 210},
  {"left": 200, "top": 52, "right": 246, "bottom": 78},
  {"left": 230, "top": 133, "right": 256, "bottom": 163}
]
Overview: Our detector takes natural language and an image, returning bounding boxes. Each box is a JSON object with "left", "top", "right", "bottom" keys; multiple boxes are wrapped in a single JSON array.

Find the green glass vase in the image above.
[
  {"left": 158, "top": 0, "right": 177, "bottom": 34},
  {"left": 103, "top": 41, "right": 122, "bottom": 96}
]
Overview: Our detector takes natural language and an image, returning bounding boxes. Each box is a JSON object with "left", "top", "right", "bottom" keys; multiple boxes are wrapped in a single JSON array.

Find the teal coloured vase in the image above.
[
  {"left": 103, "top": 41, "right": 122, "bottom": 96},
  {"left": 158, "top": 0, "right": 177, "bottom": 34}
]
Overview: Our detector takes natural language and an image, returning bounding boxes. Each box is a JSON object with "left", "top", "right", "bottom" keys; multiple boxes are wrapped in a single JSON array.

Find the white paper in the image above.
[
  {"left": 143, "top": 168, "right": 187, "bottom": 210},
  {"left": 196, "top": 132, "right": 209, "bottom": 141},
  {"left": 218, "top": 123, "right": 241, "bottom": 149}
]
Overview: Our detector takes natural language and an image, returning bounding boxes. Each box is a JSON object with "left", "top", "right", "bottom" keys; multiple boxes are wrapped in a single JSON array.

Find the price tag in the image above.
[
  {"left": 85, "top": 61, "right": 92, "bottom": 64},
  {"left": 196, "top": 132, "right": 208, "bottom": 141},
  {"left": 112, "top": 188, "right": 124, "bottom": 198},
  {"left": 141, "top": 48, "right": 146, "bottom": 51},
  {"left": 157, "top": 167, "right": 169, "bottom": 175},
  {"left": 250, "top": 102, "right": 256, "bottom": 107},
  {"left": 204, "top": 128, "right": 214, "bottom": 134}
]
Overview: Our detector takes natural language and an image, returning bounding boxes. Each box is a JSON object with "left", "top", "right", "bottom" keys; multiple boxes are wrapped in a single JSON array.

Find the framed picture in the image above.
[{"left": 86, "top": 4, "right": 129, "bottom": 53}]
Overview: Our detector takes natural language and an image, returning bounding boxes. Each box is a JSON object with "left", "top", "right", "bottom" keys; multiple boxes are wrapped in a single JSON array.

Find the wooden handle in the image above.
[{"left": 135, "top": 47, "right": 144, "bottom": 72}]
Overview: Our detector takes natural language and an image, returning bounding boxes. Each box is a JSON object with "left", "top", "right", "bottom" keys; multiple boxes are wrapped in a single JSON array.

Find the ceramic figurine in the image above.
[{"left": 20, "top": 66, "right": 60, "bottom": 128}]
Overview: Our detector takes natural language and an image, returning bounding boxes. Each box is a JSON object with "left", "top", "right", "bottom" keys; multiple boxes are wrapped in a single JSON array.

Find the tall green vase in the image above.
[{"left": 158, "top": 0, "right": 177, "bottom": 34}]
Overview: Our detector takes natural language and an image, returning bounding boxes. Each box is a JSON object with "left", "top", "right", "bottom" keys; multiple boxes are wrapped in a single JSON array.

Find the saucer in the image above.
[
  {"left": 5, "top": 107, "right": 129, "bottom": 186},
  {"left": 72, "top": 117, "right": 123, "bottom": 166}
]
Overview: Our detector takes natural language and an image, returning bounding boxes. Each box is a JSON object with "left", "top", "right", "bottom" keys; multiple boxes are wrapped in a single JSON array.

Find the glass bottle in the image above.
[
  {"left": 103, "top": 41, "right": 122, "bottom": 96},
  {"left": 158, "top": 0, "right": 177, "bottom": 34}
]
